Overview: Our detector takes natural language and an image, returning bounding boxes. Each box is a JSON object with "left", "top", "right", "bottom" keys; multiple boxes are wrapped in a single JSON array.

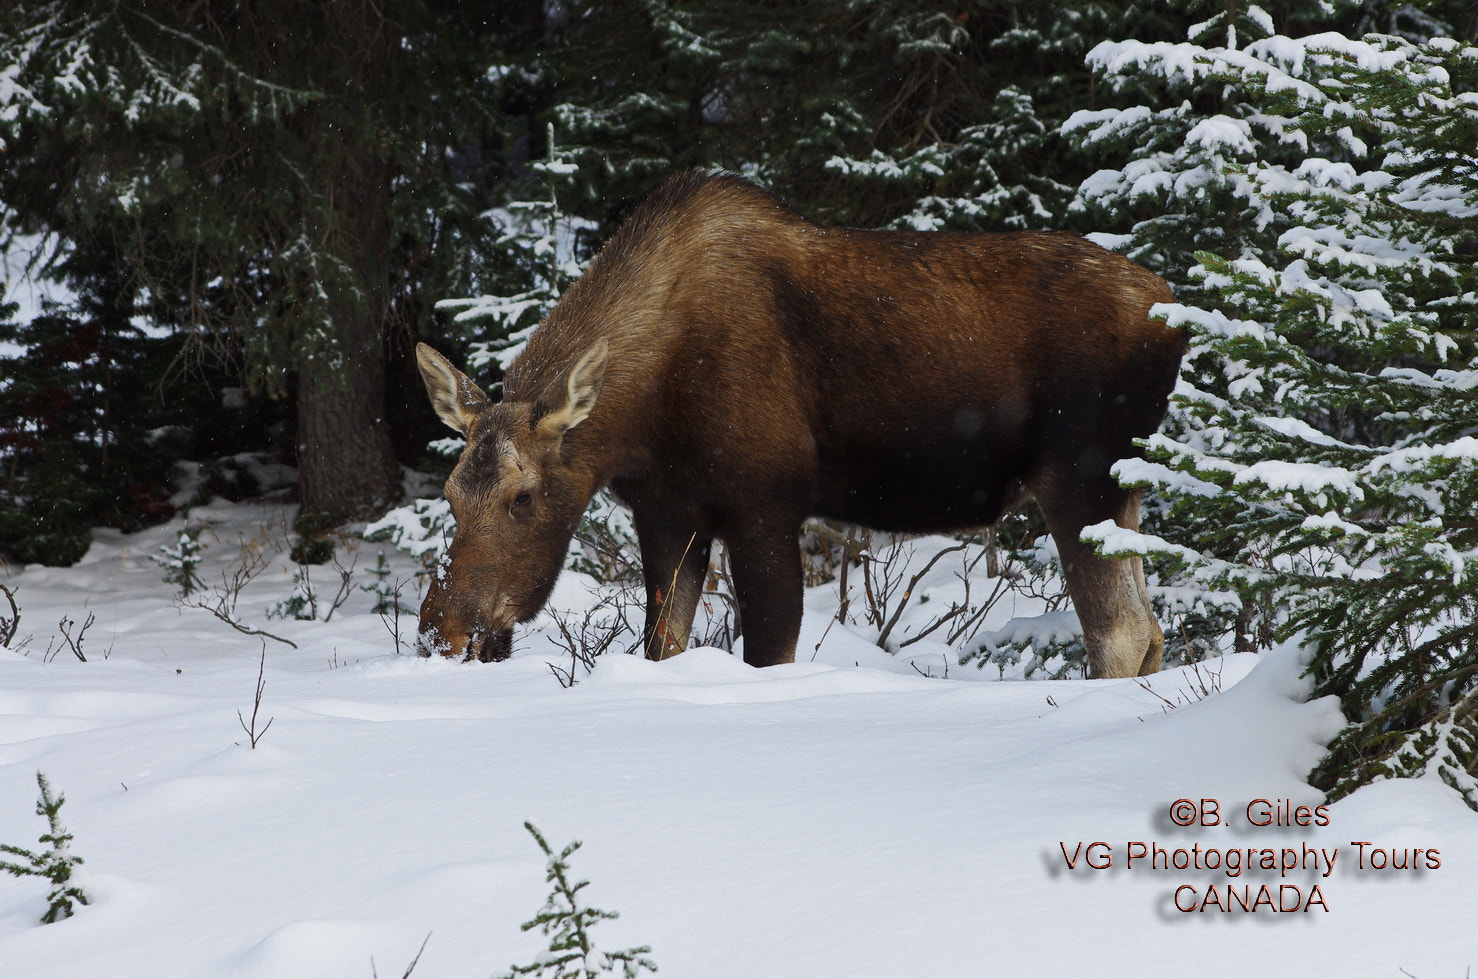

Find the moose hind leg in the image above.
[
  {"left": 725, "top": 519, "right": 804, "bottom": 668},
  {"left": 1039, "top": 486, "right": 1163, "bottom": 679},
  {"left": 634, "top": 514, "right": 712, "bottom": 660}
]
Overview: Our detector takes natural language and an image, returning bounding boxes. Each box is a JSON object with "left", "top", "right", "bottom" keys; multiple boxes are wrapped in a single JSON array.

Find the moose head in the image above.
[{"left": 413, "top": 340, "right": 609, "bottom": 662}]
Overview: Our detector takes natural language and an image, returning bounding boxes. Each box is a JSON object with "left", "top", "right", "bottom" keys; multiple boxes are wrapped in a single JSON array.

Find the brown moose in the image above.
[{"left": 414, "top": 171, "right": 1183, "bottom": 677}]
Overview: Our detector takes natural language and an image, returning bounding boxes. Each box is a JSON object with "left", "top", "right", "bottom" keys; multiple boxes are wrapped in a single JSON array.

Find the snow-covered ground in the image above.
[{"left": 1, "top": 501, "right": 1474, "bottom": 978}]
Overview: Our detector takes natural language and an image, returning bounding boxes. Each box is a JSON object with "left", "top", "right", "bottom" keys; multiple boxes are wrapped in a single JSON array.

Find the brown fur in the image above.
[{"left": 415, "top": 171, "right": 1184, "bottom": 677}]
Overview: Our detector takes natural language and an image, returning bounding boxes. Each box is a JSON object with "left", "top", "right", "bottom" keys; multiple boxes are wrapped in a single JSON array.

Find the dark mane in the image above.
[{"left": 503, "top": 171, "right": 800, "bottom": 406}]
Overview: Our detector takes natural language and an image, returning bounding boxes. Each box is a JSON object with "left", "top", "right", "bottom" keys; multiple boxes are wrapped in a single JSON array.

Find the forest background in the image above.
[{"left": 1, "top": 0, "right": 1475, "bottom": 808}]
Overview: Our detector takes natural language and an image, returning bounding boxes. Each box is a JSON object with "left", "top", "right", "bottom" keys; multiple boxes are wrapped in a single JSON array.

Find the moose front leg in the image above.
[
  {"left": 725, "top": 520, "right": 804, "bottom": 668},
  {"left": 634, "top": 513, "right": 712, "bottom": 660}
]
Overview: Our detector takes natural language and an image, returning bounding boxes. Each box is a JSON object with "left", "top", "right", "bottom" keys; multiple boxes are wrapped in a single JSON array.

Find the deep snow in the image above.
[{"left": 1, "top": 501, "right": 1474, "bottom": 978}]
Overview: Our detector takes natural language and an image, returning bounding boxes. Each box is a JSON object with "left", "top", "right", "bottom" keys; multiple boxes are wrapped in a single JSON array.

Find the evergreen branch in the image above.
[{"left": 117, "top": 5, "right": 323, "bottom": 104}]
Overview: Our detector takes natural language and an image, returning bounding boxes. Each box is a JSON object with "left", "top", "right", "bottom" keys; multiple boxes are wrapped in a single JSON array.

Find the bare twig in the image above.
[
  {"left": 894, "top": 540, "right": 1012, "bottom": 651},
  {"left": 177, "top": 535, "right": 299, "bottom": 648},
  {"left": 56, "top": 613, "right": 94, "bottom": 662},
  {"left": 379, "top": 577, "right": 411, "bottom": 652},
  {"left": 183, "top": 598, "right": 298, "bottom": 649},
  {"left": 860, "top": 530, "right": 885, "bottom": 629},
  {"left": 178, "top": 538, "right": 297, "bottom": 647},
  {"left": 1133, "top": 677, "right": 1182, "bottom": 711},
  {"left": 545, "top": 590, "right": 639, "bottom": 687},
  {"left": 236, "top": 643, "right": 275, "bottom": 749},
  {"left": 909, "top": 658, "right": 949, "bottom": 679},
  {"left": 835, "top": 535, "right": 853, "bottom": 624},
  {"left": 693, "top": 546, "right": 740, "bottom": 650},
  {"left": 1134, "top": 659, "right": 1224, "bottom": 714},
  {"left": 547, "top": 659, "right": 578, "bottom": 688},
  {"left": 321, "top": 552, "right": 358, "bottom": 623},
  {"left": 875, "top": 542, "right": 966, "bottom": 649},
  {"left": 0, "top": 584, "right": 19, "bottom": 647},
  {"left": 371, "top": 931, "right": 432, "bottom": 978}
]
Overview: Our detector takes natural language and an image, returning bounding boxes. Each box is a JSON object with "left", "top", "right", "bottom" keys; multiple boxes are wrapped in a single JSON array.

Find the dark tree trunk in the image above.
[
  {"left": 293, "top": 154, "right": 404, "bottom": 527},
  {"left": 295, "top": 322, "right": 402, "bottom": 526}
]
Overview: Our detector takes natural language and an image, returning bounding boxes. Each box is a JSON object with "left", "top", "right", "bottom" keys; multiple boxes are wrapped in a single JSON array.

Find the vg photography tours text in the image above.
[{"left": 1056, "top": 798, "right": 1444, "bottom": 914}]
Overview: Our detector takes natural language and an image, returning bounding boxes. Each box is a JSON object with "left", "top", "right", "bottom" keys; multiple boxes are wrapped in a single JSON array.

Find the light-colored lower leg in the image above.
[{"left": 1043, "top": 489, "right": 1164, "bottom": 679}]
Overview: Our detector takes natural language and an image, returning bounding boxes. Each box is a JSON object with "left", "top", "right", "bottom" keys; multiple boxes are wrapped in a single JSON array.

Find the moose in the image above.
[{"left": 414, "top": 170, "right": 1184, "bottom": 678}]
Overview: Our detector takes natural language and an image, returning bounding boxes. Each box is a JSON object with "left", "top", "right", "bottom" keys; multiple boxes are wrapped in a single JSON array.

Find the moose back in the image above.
[{"left": 414, "top": 171, "right": 1184, "bottom": 677}]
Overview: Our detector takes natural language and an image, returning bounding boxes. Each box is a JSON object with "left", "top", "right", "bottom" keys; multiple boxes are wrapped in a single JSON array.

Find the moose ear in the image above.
[
  {"left": 416, "top": 343, "right": 489, "bottom": 434},
  {"left": 539, "top": 339, "right": 609, "bottom": 439}
]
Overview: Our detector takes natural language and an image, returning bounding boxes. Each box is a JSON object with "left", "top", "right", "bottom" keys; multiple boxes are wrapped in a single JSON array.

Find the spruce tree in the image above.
[
  {"left": 436, "top": 128, "right": 596, "bottom": 384},
  {"left": 1078, "top": 23, "right": 1478, "bottom": 804},
  {"left": 1062, "top": 1, "right": 1370, "bottom": 662},
  {"left": 1, "top": 771, "right": 89, "bottom": 924},
  {"left": 1065, "top": 1, "right": 1357, "bottom": 293},
  {"left": 0, "top": 1, "right": 506, "bottom": 529},
  {"left": 0, "top": 277, "right": 191, "bottom": 566},
  {"left": 499, "top": 822, "right": 656, "bottom": 979},
  {"left": 522, "top": 0, "right": 1195, "bottom": 235}
]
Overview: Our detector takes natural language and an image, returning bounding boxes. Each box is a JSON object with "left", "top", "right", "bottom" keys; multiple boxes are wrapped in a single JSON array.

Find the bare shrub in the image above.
[
  {"left": 1134, "top": 659, "right": 1224, "bottom": 714},
  {"left": 45, "top": 612, "right": 99, "bottom": 663},
  {"left": 236, "top": 643, "right": 275, "bottom": 749},
  {"left": 179, "top": 534, "right": 298, "bottom": 649},
  {"left": 544, "top": 589, "right": 641, "bottom": 687}
]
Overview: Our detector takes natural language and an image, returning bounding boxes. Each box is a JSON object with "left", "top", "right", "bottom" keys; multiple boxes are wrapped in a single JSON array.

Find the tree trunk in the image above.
[
  {"left": 293, "top": 153, "right": 404, "bottom": 528},
  {"left": 295, "top": 320, "right": 402, "bottom": 527}
]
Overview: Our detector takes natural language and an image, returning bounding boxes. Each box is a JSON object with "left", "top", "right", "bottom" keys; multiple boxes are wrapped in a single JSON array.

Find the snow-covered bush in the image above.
[
  {"left": 268, "top": 568, "right": 320, "bottom": 623},
  {"left": 363, "top": 498, "right": 456, "bottom": 571},
  {"left": 567, "top": 492, "right": 642, "bottom": 586}
]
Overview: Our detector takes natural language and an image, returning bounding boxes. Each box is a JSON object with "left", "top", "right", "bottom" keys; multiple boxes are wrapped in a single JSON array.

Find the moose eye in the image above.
[{"left": 512, "top": 491, "right": 533, "bottom": 510}]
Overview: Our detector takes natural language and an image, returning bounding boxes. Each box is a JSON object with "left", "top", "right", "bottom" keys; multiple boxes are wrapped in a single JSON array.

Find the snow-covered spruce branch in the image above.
[{"left": 1074, "top": 21, "right": 1478, "bottom": 802}]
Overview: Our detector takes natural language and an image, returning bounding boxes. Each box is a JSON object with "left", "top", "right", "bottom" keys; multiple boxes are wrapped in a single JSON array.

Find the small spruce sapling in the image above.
[
  {"left": 269, "top": 565, "right": 318, "bottom": 621},
  {"left": 499, "top": 821, "right": 657, "bottom": 979},
  {"left": 0, "top": 771, "right": 90, "bottom": 923},
  {"left": 361, "top": 551, "right": 411, "bottom": 616},
  {"left": 152, "top": 525, "right": 206, "bottom": 598}
]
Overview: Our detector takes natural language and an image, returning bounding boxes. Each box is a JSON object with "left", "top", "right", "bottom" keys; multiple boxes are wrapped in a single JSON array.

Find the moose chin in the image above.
[{"left": 414, "top": 170, "right": 1184, "bottom": 678}]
